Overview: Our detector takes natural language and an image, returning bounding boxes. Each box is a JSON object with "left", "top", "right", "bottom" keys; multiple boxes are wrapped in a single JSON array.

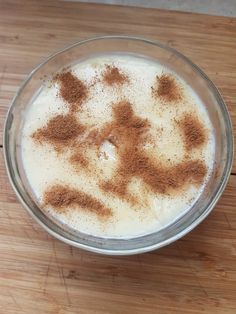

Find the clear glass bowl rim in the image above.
[{"left": 3, "top": 35, "right": 234, "bottom": 255}]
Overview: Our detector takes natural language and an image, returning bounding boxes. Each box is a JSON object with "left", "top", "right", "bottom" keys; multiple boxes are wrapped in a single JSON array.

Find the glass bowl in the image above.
[{"left": 3, "top": 36, "right": 234, "bottom": 255}]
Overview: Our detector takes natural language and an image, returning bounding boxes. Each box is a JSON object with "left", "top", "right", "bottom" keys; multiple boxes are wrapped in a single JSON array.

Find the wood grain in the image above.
[
  {"left": 1, "top": 149, "right": 236, "bottom": 313},
  {"left": 0, "top": 1, "right": 235, "bottom": 171},
  {"left": 0, "top": 1, "right": 236, "bottom": 313}
]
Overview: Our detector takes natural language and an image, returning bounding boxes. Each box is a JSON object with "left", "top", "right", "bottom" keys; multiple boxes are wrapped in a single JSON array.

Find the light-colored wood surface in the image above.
[
  {"left": 0, "top": 0, "right": 236, "bottom": 171},
  {"left": 1, "top": 150, "right": 236, "bottom": 313},
  {"left": 0, "top": 1, "right": 236, "bottom": 313}
]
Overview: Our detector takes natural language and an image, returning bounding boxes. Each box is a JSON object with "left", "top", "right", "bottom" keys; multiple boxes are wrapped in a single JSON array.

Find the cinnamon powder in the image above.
[
  {"left": 98, "top": 101, "right": 207, "bottom": 199},
  {"left": 44, "top": 184, "right": 111, "bottom": 217},
  {"left": 70, "top": 151, "right": 89, "bottom": 168},
  {"left": 178, "top": 113, "right": 207, "bottom": 151},
  {"left": 55, "top": 71, "right": 88, "bottom": 112},
  {"left": 152, "top": 73, "right": 182, "bottom": 102},
  {"left": 102, "top": 65, "right": 128, "bottom": 86},
  {"left": 32, "top": 114, "right": 85, "bottom": 151}
]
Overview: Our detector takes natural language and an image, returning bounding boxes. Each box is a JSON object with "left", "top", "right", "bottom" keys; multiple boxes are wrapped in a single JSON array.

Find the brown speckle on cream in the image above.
[{"left": 152, "top": 73, "right": 182, "bottom": 102}]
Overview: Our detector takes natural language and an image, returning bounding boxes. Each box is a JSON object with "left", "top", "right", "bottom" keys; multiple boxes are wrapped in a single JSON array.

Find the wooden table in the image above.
[{"left": 0, "top": 1, "right": 236, "bottom": 313}]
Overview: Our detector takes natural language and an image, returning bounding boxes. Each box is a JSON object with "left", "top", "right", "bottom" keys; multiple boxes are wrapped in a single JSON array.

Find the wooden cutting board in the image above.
[{"left": 0, "top": 1, "right": 236, "bottom": 313}]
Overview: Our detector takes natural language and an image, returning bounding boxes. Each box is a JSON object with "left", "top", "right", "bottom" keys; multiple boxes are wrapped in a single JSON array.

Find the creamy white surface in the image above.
[{"left": 21, "top": 55, "right": 215, "bottom": 238}]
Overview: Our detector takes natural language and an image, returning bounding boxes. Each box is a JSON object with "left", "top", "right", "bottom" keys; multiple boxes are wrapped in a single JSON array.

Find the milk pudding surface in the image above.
[{"left": 21, "top": 54, "right": 215, "bottom": 238}]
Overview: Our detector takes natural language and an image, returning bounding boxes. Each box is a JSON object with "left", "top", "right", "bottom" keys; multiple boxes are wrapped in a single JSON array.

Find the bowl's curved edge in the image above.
[{"left": 3, "top": 35, "right": 234, "bottom": 255}]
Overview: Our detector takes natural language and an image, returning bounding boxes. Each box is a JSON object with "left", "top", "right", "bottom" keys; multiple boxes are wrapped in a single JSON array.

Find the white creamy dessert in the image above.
[{"left": 21, "top": 54, "right": 215, "bottom": 238}]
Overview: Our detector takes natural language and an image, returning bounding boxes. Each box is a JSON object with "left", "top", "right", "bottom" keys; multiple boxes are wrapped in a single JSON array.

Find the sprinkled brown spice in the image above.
[
  {"left": 96, "top": 101, "right": 149, "bottom": 148},
  {"left": 55, "top": 71, "right": 88, "bottom": 112},
  {"left": 32, "top": 114, "right": 85, "bottom": 151},
  {"left": 138, "top": 159, "right": 207, "bottom": 194},
  {"left": 101, "top": 181, "right": 126, "bottom": 195},
  {"left": 178, "top": 113, "right": 207, "bottom": 151},
  {"left": 43, "top": 184, "right": 111, "bottom": 217},
  {"left": 152, "top": 73, "right": 182, "bottom": 102},
  {"left": 102, "top": 65, "right": 128, "bottom": 86},
  {"left": 98, "top": 101, "right": 207, "bottom": 199},
  {"left": 70, "top": 151, "right": 89, "bottom": 168}
]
